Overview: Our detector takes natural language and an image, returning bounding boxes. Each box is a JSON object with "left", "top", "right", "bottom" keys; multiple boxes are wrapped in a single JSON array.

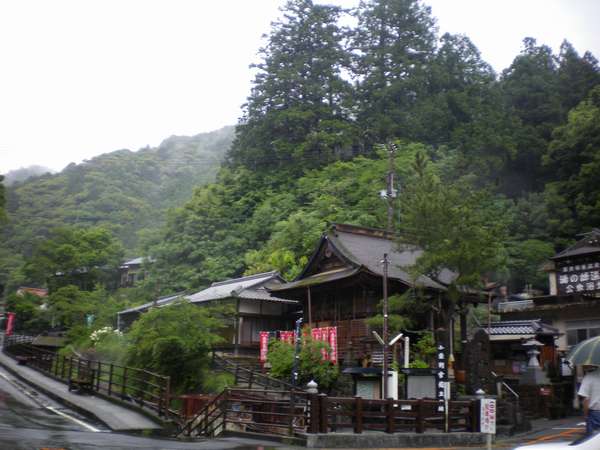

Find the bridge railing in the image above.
[{"left": 3, "top": 339, "right": 177, "bottom": 421}]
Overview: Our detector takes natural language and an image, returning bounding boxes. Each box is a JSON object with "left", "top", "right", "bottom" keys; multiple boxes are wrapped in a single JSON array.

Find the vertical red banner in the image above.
[
  {"left": 5, "top": 312, "right": 15, "bottom": 336},
  {"left": 329, "top": 326, "right": 338, "bottom": 364},
  {"left": 259, "top": 331, "right": 269, "bottom": 363},
  {"left": 280, "top": 331, "right": 294, "bottom": 344},
  {"left": 321, "top": 327, "right": 330, "bottom": 360}
]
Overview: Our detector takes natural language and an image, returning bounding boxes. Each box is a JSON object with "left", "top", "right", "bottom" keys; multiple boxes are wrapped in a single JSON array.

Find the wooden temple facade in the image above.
[{"left": 270, "top": 223, "right": 462, "bottom": 367}]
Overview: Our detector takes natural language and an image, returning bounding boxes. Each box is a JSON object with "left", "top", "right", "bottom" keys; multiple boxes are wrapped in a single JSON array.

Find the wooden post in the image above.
[
  {"left": 319, "top": 394, "right": 328, "bottom": 433},
  {"left": 472, "top": 399, "right": 480, "bottom": 432},
  {"left": 108, "top": 364, "right": 114, "bottom": 396},
  {"left": 354, "top": 396, "right": 363, "bottom": 434},
  {"left": 309, "top": 393, "right": 320, "bottom": 434},
  {"left": 288, "top": 392, "right": 295, "bottom": 436},
  {"left": 416, "top": 400, "right": 424, "bottom": 433},
  {"left": 385, "top": 398, "right": 394, "bottom": 433}
]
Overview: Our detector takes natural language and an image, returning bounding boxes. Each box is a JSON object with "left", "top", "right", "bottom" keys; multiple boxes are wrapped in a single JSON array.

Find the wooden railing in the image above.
[
  {"left": 180, "top": 387, "right": 479, "bottom": 438},
  {"left": 3, "top": 338, "right": 176, "bottom": 421},
  {"left": 313, "top": 395, "right": 478, "bottom": 434},
  {"left": 179, "top": 388, "right": 308, "bottom": 438},
  {"left": 212, "top": 353, "right": 297, "bottom": 391}
]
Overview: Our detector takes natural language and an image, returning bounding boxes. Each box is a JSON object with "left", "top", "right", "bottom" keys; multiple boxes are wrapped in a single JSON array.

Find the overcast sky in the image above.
[{"left": 1, "top": 0, "right": 599, "bottom": 175}]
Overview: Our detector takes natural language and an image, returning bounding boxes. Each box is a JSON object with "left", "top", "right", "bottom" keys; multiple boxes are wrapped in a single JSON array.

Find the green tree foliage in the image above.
[
  {"left": 1, "top": 127, "right": 233, "bottom": 267},
  {"left": 398, "top": 152, "right": 509, "bottom": 288},
  {"left": 352, "top": 0, "right": 437, "bottom": 142},
  {"left": 228, "top": 0, "right": 356, "bottom": 176},
  {"left": 4, "top": 292, "right": 51, "bottom": 334},
  {"left": 24, "top": 226, "right": 124, "bottom": 292},
  {"left": 267, "top": 337, "right": 339, "bottom": 390},
  {"left": 0, "top": 175, "right": 6, "bottom": 226},
  {"left": 543, "top": 86, "right": 600, "bottom": 240},
  {"left": 506, "top": 239, "right": 555, "bottom": 292},
  {"left": 125, "top": 301, "right": 227, "bottom": 393}
]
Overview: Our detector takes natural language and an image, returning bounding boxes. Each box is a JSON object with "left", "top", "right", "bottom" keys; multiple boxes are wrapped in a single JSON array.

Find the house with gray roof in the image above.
[
  {"left": 497, "top": 229, "right": 600, "bottom": 352},
  {"left": 117, "top": 271, "right": 298, "bottom": 355}
]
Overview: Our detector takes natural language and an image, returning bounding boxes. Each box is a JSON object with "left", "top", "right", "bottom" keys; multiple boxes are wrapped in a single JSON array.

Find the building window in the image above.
[{"left": 566, "top": 319, "right": 600, "bottom": 347}]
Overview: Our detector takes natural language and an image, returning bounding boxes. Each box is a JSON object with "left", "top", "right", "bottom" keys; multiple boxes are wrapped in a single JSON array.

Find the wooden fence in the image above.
[
  {"left": 3, "top": 337, "right": 175, "bottom": 421},
  {"left": 180, "top": 388, "right": 479, "bottom": 438}
]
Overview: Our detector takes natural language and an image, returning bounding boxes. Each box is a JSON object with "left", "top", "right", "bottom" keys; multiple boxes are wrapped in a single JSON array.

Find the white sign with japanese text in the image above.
[{"left": 480, "top": 399, "right": 496, "bottom": 434}]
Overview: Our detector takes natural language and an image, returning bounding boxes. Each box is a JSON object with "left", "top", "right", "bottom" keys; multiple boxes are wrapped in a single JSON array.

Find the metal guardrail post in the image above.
[
  {"left": 108, "top": 364, "right": 114, "bottom": 396},
  {"left": 96, "top": 361, "right": 101, "bottom": 392},
  {"left": 121, "top": 367, "right": 128, "bottom": 399}
]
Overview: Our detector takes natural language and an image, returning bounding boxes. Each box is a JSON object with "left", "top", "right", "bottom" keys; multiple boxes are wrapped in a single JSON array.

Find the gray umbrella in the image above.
[{"left": 566, "top": 336, "right": 600, "bottom": 366}]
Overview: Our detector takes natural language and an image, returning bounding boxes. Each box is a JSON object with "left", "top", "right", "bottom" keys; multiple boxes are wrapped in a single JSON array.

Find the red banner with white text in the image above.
[
  {"left": 5, "top": 312, "right": 15, "bottom": 336},
  {"left": 259, "top": 331, "right": 269, "bottom": 363}
]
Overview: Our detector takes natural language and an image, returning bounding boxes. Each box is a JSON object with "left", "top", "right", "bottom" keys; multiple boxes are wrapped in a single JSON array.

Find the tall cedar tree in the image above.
[
  {"left": 227, "top": 0, "right": 356, "bottom": 177},
  {"left": 352, "top": 0, "right": 437, "bottom": 142}
]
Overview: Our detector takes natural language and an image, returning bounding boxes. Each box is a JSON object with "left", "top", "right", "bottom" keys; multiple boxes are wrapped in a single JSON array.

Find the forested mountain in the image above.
[
  {"left": 0, "top": 126, "right": 233, "bottom": 292},
  {"left": 2, "top": 0, "right": 599, "bottom": 301},
  {"left": 148, "top": 0, "right": 600, "bottom": 296},
  {"left": 3, "top": 166, "right": 55, "bottom": 186}
]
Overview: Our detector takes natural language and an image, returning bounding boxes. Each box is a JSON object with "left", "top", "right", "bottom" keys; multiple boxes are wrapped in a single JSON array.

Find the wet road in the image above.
[{"left": 0, "top": 366, "right": 295, "bottom": 450}]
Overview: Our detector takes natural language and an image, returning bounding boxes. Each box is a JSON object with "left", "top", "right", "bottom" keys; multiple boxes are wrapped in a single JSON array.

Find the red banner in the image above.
[
  {"left": 280, "top": 331, "right": 295, "bottom": 345},
  {"left": 5, "top": 312, "right": 15, "bottom": 336},
  {"left": 311, "top": 326, "right": 338, "bottom": 364},
  {"left": 328, "top": 326, "right": 338, "bottom": 364},
  {"left": 259, "top": 331, "right": 269, "bottom": 363},
  {"left": 258, "top": 326, "right": 338, "bottom": 365}
]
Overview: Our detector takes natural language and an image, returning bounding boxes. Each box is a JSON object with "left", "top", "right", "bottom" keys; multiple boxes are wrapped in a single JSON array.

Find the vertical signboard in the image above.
[
  {"left": 480, "top": 398, "right": 497, "bottom": 434},
  {"left": 436, "top": 344, "right": 448, "bottom": 411}
]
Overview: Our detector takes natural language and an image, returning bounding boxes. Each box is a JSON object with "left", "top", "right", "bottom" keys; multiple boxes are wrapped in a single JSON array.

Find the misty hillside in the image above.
[
  {"left": 2, "top": 126, "right": 234, "bottom": 256},
  {"left": 3, "top": 166, "right": 55, "bottom": 186}
]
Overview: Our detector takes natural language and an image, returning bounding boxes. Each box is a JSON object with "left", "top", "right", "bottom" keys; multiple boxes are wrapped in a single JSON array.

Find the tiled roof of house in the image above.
[
  {"left": 186, "top": 271, "right": 296, "bottom": 304},
  {"left": 117, "top": 292, "right": 186, "bottom": 316},
  {"left": 484, "top": 319, "right": 559, "bottom": 336}
]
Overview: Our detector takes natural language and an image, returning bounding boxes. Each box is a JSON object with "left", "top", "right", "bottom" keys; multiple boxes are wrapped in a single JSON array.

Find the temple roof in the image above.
[
  {"left": 272, "top": 223, "right": 456, "bottom": 293},
  {"left": 552, "top": 229, "right": 600, "bottom": 260}
]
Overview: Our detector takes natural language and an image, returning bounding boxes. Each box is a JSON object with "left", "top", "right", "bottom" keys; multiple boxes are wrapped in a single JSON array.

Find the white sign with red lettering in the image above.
[{"left": 480, "top": 399, "right": 496, "bottom": 434}]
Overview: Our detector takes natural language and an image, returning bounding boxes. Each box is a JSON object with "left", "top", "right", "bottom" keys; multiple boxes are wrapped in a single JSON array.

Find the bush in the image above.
[{"left": 267, "top": 336, "right": 339, "bottom": 390}]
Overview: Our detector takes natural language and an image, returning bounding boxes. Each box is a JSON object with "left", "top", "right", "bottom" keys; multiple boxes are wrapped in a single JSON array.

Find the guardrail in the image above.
[{"left": 3, "top": 337, "right": 176, "bottom": 421}]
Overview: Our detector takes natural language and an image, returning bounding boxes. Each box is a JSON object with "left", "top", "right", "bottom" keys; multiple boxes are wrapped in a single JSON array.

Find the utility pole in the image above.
[
  {"left": 382, "top": 253, "right": 389, "bottom": 400},
  {"left": 385, "top": 142, "right": 397, "bottom": 232}
]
